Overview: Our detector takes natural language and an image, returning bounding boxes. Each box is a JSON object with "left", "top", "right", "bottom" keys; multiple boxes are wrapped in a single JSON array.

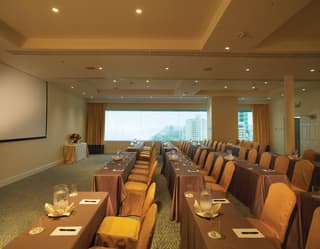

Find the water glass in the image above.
[
  {"left": 53, "top": 184, "right": 69, "bottom": 212},
  {"left": 199, "top": 190, "right": 212, "bottom": 211},
  {"left": 69, "top": 184, "right": 78, "bottom": 197}
]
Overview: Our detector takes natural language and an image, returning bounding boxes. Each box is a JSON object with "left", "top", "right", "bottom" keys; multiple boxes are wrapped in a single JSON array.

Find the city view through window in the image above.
[
  {"left": 238, "top": 111, "right": 253, "bottom": 141},
  {"left": 105, "top": 110, "right": 207, "bottom": 141}
]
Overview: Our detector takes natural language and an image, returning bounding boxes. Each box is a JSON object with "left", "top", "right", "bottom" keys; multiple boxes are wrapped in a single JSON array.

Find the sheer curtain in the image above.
[
  {"left": 87, "top": 103, "right": 105, "bottom": 154},
  {"left": 253, "top": 104, "right": 270, "bottom": 148}
]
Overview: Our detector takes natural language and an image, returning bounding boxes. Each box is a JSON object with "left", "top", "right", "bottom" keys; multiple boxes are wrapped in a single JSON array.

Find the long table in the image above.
[
  {"left": 229, "top": 159, "right": 289, "bottom": 217},
  {"left": 180, "top": 192, "right": 276, "bottom": 249},
  {"left": 163, "top": 151, "right": 204, "bottom": 221},
  {"left": 92, "top": 152, "right": 136, "bottom": 214},
  {"left": 4, "top": 192, "right": 111, "bottom": 249}
]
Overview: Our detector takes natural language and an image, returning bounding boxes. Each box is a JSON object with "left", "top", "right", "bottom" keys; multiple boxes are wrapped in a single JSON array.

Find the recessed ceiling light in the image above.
[
  {"left": 302, "top": 88, "right": 307, "bottom": 92},
  {"left": 146, "top": 80, "right": 150, "bottom": 83},
  {"left": 146, "top": 85, "right": 150, "bottom": 88},
  {"left": 267, "top": 97, "right": 272, "bottom": 100},
  {"left": 194, "top": 80, "right": 199, "bottom": 83},
  {"left": 251, "top": 85, "right": 256, "bottom": 89},
  {"left": 82, "top": 91, "right": 86, "bottom": 95},
  {"left": 224, "top": 85, "right": 228, "bottom": 89},
  {"left": 245, "top": 67, "right": 251, "bottom": 72},
  {"left": 225, "top": 46, "right": 230, "bottom": 51},
  {"left": 85, "top": 66, "right": 103, "bottom": 71},
  {"left": 113, "top": 80, "right": 117, "bottom": 83},
  {"left": 264, "top": 81, "right": 268, "bottom": 85},
  {"left": 70, "top": 85, "right": 74, "bottom": 89},
  {"left": 136, "top": 9, "right": 143, "bottom": 14},
  {"left": 281, "top": 93, "right": 284, "bottom": 97},
  {"left": 309, "top": 69, "right": 316, "bottom": 72},
  {"left": 90, "top": 96, "right": 94, "bottom": 99},
  {"left": 164, "top": 67, "right": 169, "bottom": 71},
  {"left": 97, "top": 66, "right": 103, "bottom": 70},
  {"left": 52, "top": 7, "right": 59, "bottom": 13}
]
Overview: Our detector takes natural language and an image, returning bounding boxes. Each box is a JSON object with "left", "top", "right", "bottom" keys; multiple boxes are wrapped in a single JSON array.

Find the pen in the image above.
[
  {"left": 241, "top": 231, "right": 259, "bottom": 234},
  {"left": 59, "top": 228, "right": 76, "bottom": 231},
  {"left": 213, "top": 199, "right": 226, "bottom": 201},
  {"left": 84, "top": 200, "right": 97, "bottom": 203}
]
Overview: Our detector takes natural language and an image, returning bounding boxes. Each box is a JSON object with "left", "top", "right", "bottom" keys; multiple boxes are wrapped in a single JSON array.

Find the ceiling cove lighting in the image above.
[
  {"left": 51, "top": 7, "right": 59, "bottom": 13},
  {"left": 136, "top": 9, "right": 143, "bottom": 14}
]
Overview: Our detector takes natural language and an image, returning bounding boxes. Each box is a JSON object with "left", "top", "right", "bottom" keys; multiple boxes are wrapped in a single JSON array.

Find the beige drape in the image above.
[
  {"left": 253, "top": 104, "right": 270, "bottom": 146},
  {"left": 87, "top": 103, "right": 105, "bottom": 145}
]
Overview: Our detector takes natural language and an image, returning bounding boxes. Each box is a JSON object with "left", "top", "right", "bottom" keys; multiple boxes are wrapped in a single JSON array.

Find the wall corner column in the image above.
[{"left": 284, "top": 75, "right": 295, "bottom": 154}]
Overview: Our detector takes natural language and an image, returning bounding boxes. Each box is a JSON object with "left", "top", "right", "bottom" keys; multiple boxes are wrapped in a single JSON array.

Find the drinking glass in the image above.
[
  {"left": 69, "top": 184, "right": 78, "bottom": 197},
  {"left": 208, "top": 218, "right": 222, "bottom": 239},
  {"left": 53, "top": 184, "right": 69, "bottom": 213},
  {"left": 29, "top": 216, "right": 45, "bottom": 235},
  {"left": 199, "top": 190, "right": 212, "bottom": 211}
]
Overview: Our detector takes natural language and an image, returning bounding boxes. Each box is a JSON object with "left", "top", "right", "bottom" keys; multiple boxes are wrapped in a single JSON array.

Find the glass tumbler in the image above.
[{"left": 53, "top": 184, "right": 69, "bottom": 213}]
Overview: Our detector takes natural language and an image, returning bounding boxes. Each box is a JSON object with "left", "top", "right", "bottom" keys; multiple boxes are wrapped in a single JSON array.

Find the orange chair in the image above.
[
  {"left": 247, "top": 148, "right": 258, "bottom": 163},
  {"left": 212, "top": 140, "right": 218, "bottom": 151},
  {"left": 204, "top": 155, "right": 224, "bottom": 185},
  {"left": 305, "top": 207, "right": 320, "bottom": 249},
  {"left": 247, "top": 183, "right": 296, "bottom": 249},
  {"left": 192, "top": 147, "right": 201, "bottom": 165},
  {"left": 194, "top": 149, "right": 208, "bottom": 169},
  {"left": 199, "top": 152, "right": 215, "bottom": 176},
  {"left": 127, "top": 160, "right": 158, "bottom": 184},
  {"left": 259, "top": 152, "right": 272, "bottom": 169},
  {"left": 303, "top": 149, "right": 316, "bottom": 161},
  {"left": 273, "top": 155, "right": 289, "bottom": 174},
  {"left": 290, "top": 159, "right": 314, "bottom": 192},
  {"left": 238, "top": 146, "right": 247, "bottom": 160},
  {"left": 220, "top": 142, "right": 226, "bottom": 152},
  {"left": 96, "top": 203, "right": 158, "bottom": 249},
  {"left": 209, "top": 161, "right": 235, "bottom": 195}
]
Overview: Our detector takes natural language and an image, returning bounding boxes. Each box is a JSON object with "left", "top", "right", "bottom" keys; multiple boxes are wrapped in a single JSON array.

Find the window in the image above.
[
  {"left": 238, "top": 111, "right": 253, "bottom": 141},
  {"left": 105, "top": 110, "right": 207, "bottom": 141}
]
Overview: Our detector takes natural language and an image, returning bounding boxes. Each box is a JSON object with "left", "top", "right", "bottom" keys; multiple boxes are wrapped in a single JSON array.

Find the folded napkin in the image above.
[{"left": 193, "top": 200, "right": 221, "bottom": 217}]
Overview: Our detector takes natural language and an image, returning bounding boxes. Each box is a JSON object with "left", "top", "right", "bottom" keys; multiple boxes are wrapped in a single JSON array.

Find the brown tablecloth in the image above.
[
  {"left": 92, "top": 152, "right": 136, "bottom": 214},
  {"left": 180, "top": 192, "right": 276, "bottom": 249},
  {"left": 163, "top": 151, "right": 204, "bottom": 221},
  {"left": 126, "top": 142, "right": 144, "bottom": 158},
  {"left": 4, "top": 192, "right": 111, "bottom": 249},
  {"left": 286, "top": 192, "right": 320, "bottom": 249},
  {"left": 229, "top": 160, "right": 289, "bottom": 217}
]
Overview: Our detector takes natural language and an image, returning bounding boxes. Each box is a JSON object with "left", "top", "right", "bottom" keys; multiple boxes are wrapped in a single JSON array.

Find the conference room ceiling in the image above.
[{"left": 0, "top": 0, "right": 320, "bottom": 103}]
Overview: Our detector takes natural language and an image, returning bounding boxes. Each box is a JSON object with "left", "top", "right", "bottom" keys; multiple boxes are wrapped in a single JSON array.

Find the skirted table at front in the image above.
[{"left": 63, "top": 143, "right": 88, "bottom": 164}]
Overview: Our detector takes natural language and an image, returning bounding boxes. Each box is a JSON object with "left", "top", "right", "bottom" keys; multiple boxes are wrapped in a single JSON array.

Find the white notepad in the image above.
[
  {"left": 50, "top": 226, "right": 82, "bottom": 236},
  {"left": 232, "top": 228, "right": 264, "bottom": 238},
  {"left": 79, "top": 199, "right": 100, "bottom": 205},
  {"left": 212, "top": 198, "right": 230, "bottom": 204}
]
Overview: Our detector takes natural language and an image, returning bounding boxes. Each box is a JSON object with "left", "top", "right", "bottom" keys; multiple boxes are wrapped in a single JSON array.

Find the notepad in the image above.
[
  {"left": 232, "top": 228, "right": 264, "bottom": 238},
  {"left": 79, "top": 199, "right": 100, "bottom": 205},
  {"left": 50, "top": 226, "right": 82, "bottom": 236},
  {"left": 212, "top": 198, "right": 230, "bottom": 204}
]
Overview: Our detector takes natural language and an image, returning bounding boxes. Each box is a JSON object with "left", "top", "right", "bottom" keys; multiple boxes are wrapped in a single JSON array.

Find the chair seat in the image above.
[
  {"left": 247, "top": 218, "right": 281, "bottom": 249},
  {"left": 290, "top": 184, "right": 307, "bottom": 192},
  {"left": 199, "top": 169, "right": 209, "bottom": 176},
  {"left": 96, "top": 216, "right": 140, "bottom": 248},
  {"left": 134, "top": 164, "right": 150, "bottom": 170},
  {"left": 135, "top": 160, "right": 150, "bottom": 165},
  {"left": 204, "top": 175, "right": 217, "bottom": 184},
  {"left": 128, "top": 174, "right": 148, "bottom": 184},
  {"left": 131, "top": 168, "right": 149, "bottom": 175},
  {"left": 125, "top": 181, "right": 148, "bottom": 191},
  {"left": 210, "top": 183, "right": 225, "bottom": 192}
]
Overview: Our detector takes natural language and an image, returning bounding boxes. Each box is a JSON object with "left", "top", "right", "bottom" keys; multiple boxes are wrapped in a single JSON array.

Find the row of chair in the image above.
[{"left": 91, "top": 144, "right": 159, "bottom": 249}]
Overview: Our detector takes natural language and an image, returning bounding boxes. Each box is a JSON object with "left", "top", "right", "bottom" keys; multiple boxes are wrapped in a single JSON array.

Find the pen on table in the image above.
[
  {"left": 213, "top": 199, "right": 226, "bottom": 201},
  {"left": 84, "top": 200, "right": 97, "bottom": 203},
  {"left": 59, "top": 228, "right": 76, "bottom": 231},
  {"left": 241, "top": 231, "right": 259, "bottom": 234}
]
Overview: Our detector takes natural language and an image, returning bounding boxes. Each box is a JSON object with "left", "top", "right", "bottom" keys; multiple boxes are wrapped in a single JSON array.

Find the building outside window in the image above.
[{"left": 238, "top": 110, "right": 253, "bottom": 141}]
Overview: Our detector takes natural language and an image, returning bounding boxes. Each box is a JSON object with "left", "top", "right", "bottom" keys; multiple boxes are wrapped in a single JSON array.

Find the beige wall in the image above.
[
  {"left": 270, "top": 86, "right": 320, "bottom": 153},
  {"left": 0, "top": 80, "right": 87, "bottom": 187},
  {"left": 211, "top": 96, "right": 238, "bottom": 142}
]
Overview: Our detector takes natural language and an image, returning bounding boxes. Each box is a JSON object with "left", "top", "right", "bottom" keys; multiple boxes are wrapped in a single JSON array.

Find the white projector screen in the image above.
[{"left": 0, "top": 63, "right": 47, "bottom": 142}]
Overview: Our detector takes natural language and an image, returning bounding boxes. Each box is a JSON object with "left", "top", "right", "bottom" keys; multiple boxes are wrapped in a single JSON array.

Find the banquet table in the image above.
[
  {"left": 164, "top": 151, "right": 204, "bottom": 221},
  {"left": 63, "top": 143, "right": 88, "bottom": 164},
  {"left": 92, "top": 152, "right": 136, "bottom": 214},
  {"left": 126, "top": 141, "right": 144, "bottom": 158},
  {"left": 229, "top": 159, "right": 289, "bottom": 217},
  {"left": 3, "top": 192, "right": 111, "bottom": 249},
  {"left": 180, "top": 192, "right": 276, "bottom": 249}
]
